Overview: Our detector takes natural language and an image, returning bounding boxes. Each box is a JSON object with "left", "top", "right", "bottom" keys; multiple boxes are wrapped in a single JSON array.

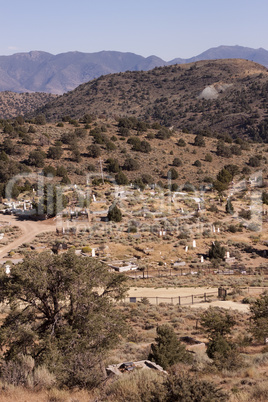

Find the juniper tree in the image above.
[
  {"left": 226, "top": 198, "right": 234, "bottom": 214},
  {"left": 149, "top": 325, "right": 192, "bottom": 369},
  {"left": 250, "top": 293, "right": 268, "bottom": 344},
  {"left": 107, "top": 203, "right": 122, "bottom": 222},
  {"left": 0, "top": 251, "right": 127, "bottom": 388},
  {"left": 200, "top": 307, "right": 240, "bottom": 369},
  {"left": 208, "top": 241, "right": 226, "bottom": 261}
]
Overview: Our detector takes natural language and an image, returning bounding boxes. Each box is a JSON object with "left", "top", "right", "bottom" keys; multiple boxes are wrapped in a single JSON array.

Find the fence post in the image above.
[
  {"left": 178, "top": 296, "right": 181, "bottom": 305},
  {"left": 192, "top": 295, "right": 194, "bottom": 304},
  {"left": 204, "top": 293, "right": 206, "bottom": 302}
]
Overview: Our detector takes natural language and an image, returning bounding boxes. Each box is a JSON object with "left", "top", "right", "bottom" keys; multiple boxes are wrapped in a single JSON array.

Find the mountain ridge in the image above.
[{"left": 0, "top": 45, "right": 268, "bottom": 94}]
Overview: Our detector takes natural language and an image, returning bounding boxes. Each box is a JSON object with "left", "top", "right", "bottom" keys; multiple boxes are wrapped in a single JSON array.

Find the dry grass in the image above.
[
  {"left": 0, "top": 385, "right": 94, "bottom": 402},
  {"left": 104, "top": 369, "right": 166, "bottom": 402}
]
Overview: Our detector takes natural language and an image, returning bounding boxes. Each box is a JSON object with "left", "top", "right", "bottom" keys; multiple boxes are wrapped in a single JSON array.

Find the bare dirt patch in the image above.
[{"left": 128, "top": 286, "right": 218, "bottom": 298}]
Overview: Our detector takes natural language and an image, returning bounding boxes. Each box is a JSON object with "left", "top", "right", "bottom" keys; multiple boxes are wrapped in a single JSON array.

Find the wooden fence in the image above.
[
  {"left": 124, "top": 287, "right": 268, "bottom": 305},
  {"left": 244, "top": 286, "right": 268, "bottom": 295}
]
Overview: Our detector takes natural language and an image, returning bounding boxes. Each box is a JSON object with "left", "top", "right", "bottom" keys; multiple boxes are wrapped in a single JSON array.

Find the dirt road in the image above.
[
  {"left": 127, "top": 287, "right": 218, "bottom": 298},
  {"left": 0, "top": 215, "right": 55, "bottom": 259}
]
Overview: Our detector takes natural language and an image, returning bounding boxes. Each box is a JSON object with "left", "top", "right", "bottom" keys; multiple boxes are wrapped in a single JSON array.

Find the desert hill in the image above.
[
  {"left": 0, "top": 91, "right": 57, "bottom": 119},
  {"left": 35, "top": 59, "right": 268, "bottom": 142},
  {"left": 0, "top": 115, "right": 266, "bottom": 193},
  {"left": 0, "top": 45, "right": 267, "bottom": 95}
]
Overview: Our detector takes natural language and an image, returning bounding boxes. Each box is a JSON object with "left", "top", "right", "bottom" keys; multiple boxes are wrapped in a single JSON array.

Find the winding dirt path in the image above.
[{"left": 0, "top": 215, "right": 55, "bottom": 259}]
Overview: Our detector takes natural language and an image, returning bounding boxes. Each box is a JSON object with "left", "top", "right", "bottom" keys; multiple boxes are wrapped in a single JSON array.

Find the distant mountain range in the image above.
[{"left": 0, "top": 45, "right": 268, "bottom": 94}]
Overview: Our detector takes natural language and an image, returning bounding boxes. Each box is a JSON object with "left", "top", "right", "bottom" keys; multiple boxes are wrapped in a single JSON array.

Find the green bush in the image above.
[
  {"left": 194, "top": 134, "right": 205, "bottom": 147},
  {"left": 106, "top": 158, "right": 120, "bottom": 173},
  {"left": 250, "top": 293, "right": 268, "bottom": 344},
  {"left": 81, "top": 246, "right": 92, "bottom": 254},
  {"left": 107, "top": 204, "right": 122, "bottom": 222},
  {"left": 193, "top": 160, "right": 201, "bottom": 167},
  {"left": 177, "top": 138, "right": 186, "bottom": 147},
  {"left": 115, "top": 171, "right": 129, "bottom": 185},
  {"left": 208, "top": 241, "right": 226, "bottom": 261},
  {"left": 248, "top": 156, "right": 261, "bottom": 167},
  {"left": 205, "top": 153, "right": 213, "bottom": 162},
  {"left": 225, "top": 199, "right": 234, "bottom": 215},
  {"left": 28, "top": 150, "right": 46, "bottom": 167},
  {"left": 173, "top": 157, "right": 182, "bottom": 167},
  {"left": 47, "top": 146, "right": 63, "bottom": 160},
  {"left": 43, "top": 166, "right": 56, "bottom": 176},
  {"left": 87, "top": 144, "right": 101, "bottom": 158},
  {"left": 123, "top": 157, "right": 140, "bottom": 171},
  {"left": 165, "top": 370, "right": 227, "bottom": 402},
  {"left": 168, "top": 168, "right": 178, "bottom": 180},
  {"left": 149, "top": 325, "right": 192, "bottom": 369}
]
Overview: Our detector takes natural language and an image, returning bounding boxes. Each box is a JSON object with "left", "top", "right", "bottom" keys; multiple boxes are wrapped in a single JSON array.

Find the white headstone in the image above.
[
  {"left": 193, "top": 240, "right": 196, "bottom": 248},
  {"left": 226, "top": 251, "right": 230, "bottom": 259},
  {"left": 201, "top": 256, "right": 204, "bottom": 263},
  {"left": 185, "top": 246, "right": 188, "bottom": 252},
  {"left": 92, "top": 248, "right": 95, "bottom": 257},
  {"left": 5, "top": 265, "right": 10, "bottom": 275},
  {"left": 217, "top": 227, "right": 220, "bottom": 233},
  {"left": 92, "top": 194, "right": 96, "bottom": 202}
]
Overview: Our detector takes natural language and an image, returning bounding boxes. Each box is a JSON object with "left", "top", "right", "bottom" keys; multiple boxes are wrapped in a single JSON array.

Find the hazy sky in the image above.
[{"left": 1, "top": 0, "right": 268, "bottom": 60}]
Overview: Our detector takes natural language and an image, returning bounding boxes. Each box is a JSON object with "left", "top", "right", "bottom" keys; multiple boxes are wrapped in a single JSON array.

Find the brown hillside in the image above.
[
  {"left": 0, "top": 91, "right": 57, "bottom": 119},
  {"left": 0, "top": 117, "right": 266, "bottom": 190},
  {"left": 35, "top": 59, "right": 268, "bottom": 142}
]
